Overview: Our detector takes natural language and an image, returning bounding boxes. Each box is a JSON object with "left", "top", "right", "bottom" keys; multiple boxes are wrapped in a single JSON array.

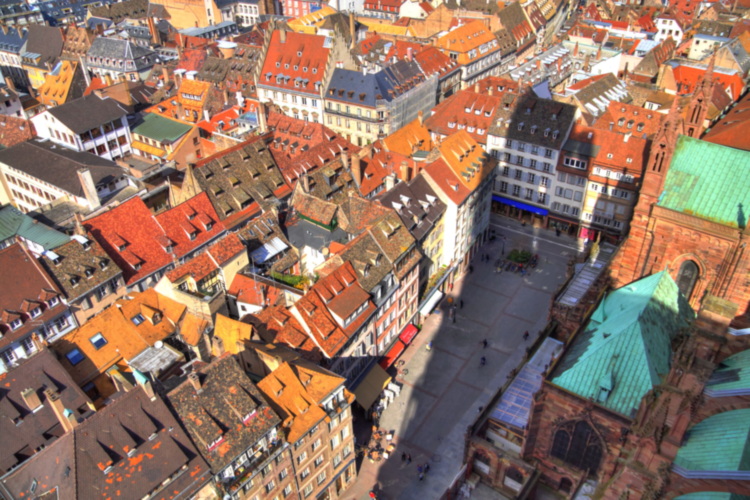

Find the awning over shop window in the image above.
[
  {"left": 398, "top": 324, "right": 419, "bottom": 345},
  {"left": 353, "top": 364, "right": 392, "bottom": 411},
  {"left": 419, "top": 290, "right": 444, "bottom": 316},
  {"left": 492, "top": 195, "right": 549, "bottom": 216},
  {"left": 250, "top": 237, "right": 288, "bottom": 264},
  {"left": 379, "top": 340, "right": 406, "bottom": 369}
]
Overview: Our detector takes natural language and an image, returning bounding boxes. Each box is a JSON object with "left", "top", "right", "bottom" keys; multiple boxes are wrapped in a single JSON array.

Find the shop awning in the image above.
[
  {"left": 492, "top": 195, "right": 549, "bottom": 216},
  {"left": 379, "top": 340, "right": 406, "bottom": 369},
  {"left": 419, "top": 290, "right": 444, "bottom": 316},
  {"left": 250, "top": 237, "right": 289, "bottom": 264},
  {"left": 399, "top": 324, "right": 419, "bottom": 345},
  {"left": 353, "top": 364, "right": 392, "bottom": 411}
]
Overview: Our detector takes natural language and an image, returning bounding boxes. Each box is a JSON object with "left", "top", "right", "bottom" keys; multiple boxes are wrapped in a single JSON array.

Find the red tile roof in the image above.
[
  {"left": 258, "top": 30, "right": 329, "bottom": 96},
  {"left": 154, "top": 192, "right": 225, "bottom": 259},
  {"left": 165, "top": 232, "right": 245, "bottom": 283},
  {"left": 594, "top": 101, "right": 664, "bottom": 138},
  {"left": 423, "top": 158, "right": 469, "bottom": 205},
  {"left": 267, "top": 112, "right": 359, "bottom": 187},
  {"left": 703, "top": 92, "right": 750, "bottom": 151},
  {"left": 413, "top": 46, "right": 459, "bottom": 77},
  {"left": 672, "top": 65, "right": 745, "bottom": 100},
  {"left": 0, "top": 115, "right": 35, "bottom": 149},
  {"left": 85, "top": 194, "right": 225, "bottom": 285},
  {"left": 228, "top": 273, "right": 281, "bottom": 307},
  {"left": 358, "top": 148, "right": 420, "bottom": 197},
  {"left": 254, "top": 305, "right": 322, "bottom": 361}
]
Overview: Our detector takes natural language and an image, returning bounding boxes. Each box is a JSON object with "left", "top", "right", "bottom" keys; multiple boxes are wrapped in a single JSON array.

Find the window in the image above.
[
  {"left": 543, "top": 163, "right": 552, "bottom": 172},
  {"left": 677, "top": 260, "right": 700, "bottom": 299},
  {"left": 9, "top": 318, "right": 22, "bottom": 330},
  {"left": 499, "top": 181, "right": 508, "bottom": 193},
  {"left": 283, "top": 484, "right": 293, "bottom": 496},
  {"left": 279, "top": 468, "right": 288, "bottom": 480},
  {"left": 550, "top": 421, "right": 603, "bottom": 473},
  {"left": 540, "top": 177, "right": 549, "bottom": 187},
  {"left": 131, "top": 314, "right": 145, "bottom": 325},
  {"left": 90, "top": 333, "right": 107, "bottom": 349},
  {"left": 525, "top": 188, "right": 533, "bottom": 200},
  {"left": 514, "top": 169, "right": 522, "bottom": 180},
  {"left": 512, "top": 185, "right": 521, "bottom": 196},
  {"left": 66, "top": 348, "right": 85, "bottom": 365},
  {"left": 312, "top": 438, "right": 321, "bottom": 451},
  {"left": 317, "top": 471, "right": 326, "bottom": 485},
  {"left": 300, "top": 467, "right": 310, "bottom": 480},
  {"left": 303, "top": 484, "right": 313, "bottom": 497},
  {"left": 330, "top": 434, "right": 340, "bottom": 449},
  {"left": 563, "top": 157, "right": 586, "bottom": 169},
  {"left": 527, "top": 173, "right": 536, "bottom": 184},
  {"left": 30, "top": 307, "right": 41, "bottom": 318},
  {"left": 538, "top": 193, "right": 547, "bottom": 204},
  {"left": 333, "top": 453, "right": 342, "bottom": 468},
  {"left": 297, "top": 451, "right": 307, "bottom": 464},
  {"left": 314, "top": 455, "right": 324, "bottom": 468},
  {"left": 265, "top": 480, "right": 275, "bottom": 493},
  {"left": 545, "top": 148, "right": 553, "bottom": 158}
]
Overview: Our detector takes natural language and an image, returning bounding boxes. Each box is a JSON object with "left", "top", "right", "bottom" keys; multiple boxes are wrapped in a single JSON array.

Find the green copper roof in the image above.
[
  {"left": 674, "top": 408, "right": 750, "bottom": 472},
  {"left": 550, "top": 271, "right": 694, "bottom": 417},
  {"left": 0, "top": 205, "right": 70, "bottom": 250},
  {"left": 706, "top": 349, "right": 750, "bottom": 393},
  {"left": 675, "top": 493, "right": 746, "bottom": 500},
  {"left": 132, "top": 113, "right": 192, "bottom": 143},
  {"left": 658, "top": 135, "right": 750, "bottom": 228}
]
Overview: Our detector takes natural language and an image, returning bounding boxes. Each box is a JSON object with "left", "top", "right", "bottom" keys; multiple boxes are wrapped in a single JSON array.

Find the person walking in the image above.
[
  {"left": 406, "top": 453, "right": 412, "bottom": 464},
  {"left": 523, "top": 331, "right": 529, "bottom": 341},
  {"left": 482, "top": 339, "right": 488, "bottom": 349},
  {"left": 460, "top": 299, "right": 464, "bottom": 309},
  {"left": 417, "top": 465, "right": 423, "bottom": 476},
  {"left": 419, "top": 473, "right": 424, "bottom": 481},
  {"left": 401, "top": 452, "right": 406, "bottom": 462},
  {"left": 480, "top": 356, "right": 486, "bottom": 366},
  {"left": 424, "top": 463, "right": 430, "bottom": 474}
]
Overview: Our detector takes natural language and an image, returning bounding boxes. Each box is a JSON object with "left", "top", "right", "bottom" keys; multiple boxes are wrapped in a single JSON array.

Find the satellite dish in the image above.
[{"left": 154, "top": 340, "right": 164, "bottom": 349}]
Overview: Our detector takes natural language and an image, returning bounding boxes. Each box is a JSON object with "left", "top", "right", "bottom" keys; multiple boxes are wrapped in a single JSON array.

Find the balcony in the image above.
[{"left": 221, "top": 440, "right": 285, "bottom": 495}]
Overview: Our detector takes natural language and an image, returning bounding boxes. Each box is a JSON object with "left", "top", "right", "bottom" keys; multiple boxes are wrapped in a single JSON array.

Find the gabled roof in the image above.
[
  {"left": 0, "top": 139, "right": 126, "bottom": 198},
  {"left": 154, "top": 192, "right": 225, "bottom": 259},
  {"left": 167, "top": 354, "right": 281, "bottom": 472},
  {"left": 87, "top": 37, "right": 154, "bottom": 66},
  {"left": 212, "top": 313, "right": 253, "bottom": 354},
  {"left": 23, "top": 25, "right": 63, "bottom": 69},
  {"left": 413, "top": 45, "right": 459, "bottom": 77},
  {"left": 0, "top": 348, "right": 92, "bottom": 475},
  {"left": 74, "top": 385, "right": 211, "bottom": 500},
  {"left": 379, "top": 172, "right": 446, "bottom": 242},
  {"left": 436, "top": 130, "right": 494, "bottom": 192},
  {"left": 258, "top": 30, "right": 330, "bottom": 96},
  {"left": 550, "top": 272, "right": 694, "bottom": 417},
  {"left": 594, "top": 101, "right": 664, "bottom": 138},
  {"left": 0, "top": 114, "right": 34, "bottom": 149},
  {"left": 674, "top": 408, "right": 750, "bottom": 472},
  {"left": 0, "top": 205, "right": 70, "bottom": 250},
  {"left": 433, "top": 20, "right": 498, "bottom": 65},
  {"left": 706, "top": 348, "right": 750, "bottom": 395},
  {"left": 381, "top": 116, "right": 432, "bottom": 156},
  {"left": 46, "top": 94, "right": 128, "bottom": 134},
  {"left": 133, "top": 112, "right": 192, "bottom": 143},
  {"left": 425, "top": 88, "right": 503, "bottom": 145},
  {"left": 257, "top": 360, "right": 348, "bottom": 443},
  {"left": 253, "top": 305, "right": 322, "bottom": 361},
  {"left": 703, "top": 90, "right": 750, "bottom": 151},
  {"left": 38, "top": 60, "right": 87, "bottom": 107},
  {"left": 658, "top": 135, "right": 750, "bottom": 228}
]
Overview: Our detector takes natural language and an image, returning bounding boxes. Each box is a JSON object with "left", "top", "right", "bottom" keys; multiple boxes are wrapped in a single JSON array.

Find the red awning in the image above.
[
  {"left": 379, "top": 340, "right": 406, "bottom": 369},
  {"left": 398, "top": 324, "right": 419, "bottom": 345}
]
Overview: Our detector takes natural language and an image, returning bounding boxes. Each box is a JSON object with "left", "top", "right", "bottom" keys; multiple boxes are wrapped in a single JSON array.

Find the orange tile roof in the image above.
[
  {"left": 427, "top": 130, "right": 495, "bottom": 204},
  {"left": 213, "top": 314, "right": 253, "bottom": 354},
  {"left": 434, "top": 21, "right": 498, "bottom": 65},
  {"left": 228, "top": 273, "right": 282, "bottom": 308},
  {"left": 258, "top": 30, "right": 330, "bottom": 96},
  {"left": 425, "top": 89, "right": 502, "bottom": 145},
  {"left": 38, "top": 61, "right": 81, "bottom": 106},
  {"left": 257, "top": 360, "right": 349, "bottom": 443},
  {"left": 381, "top": 117, "right": 432, "bottom": 156},
  {"left": 254, "top": 305, "right": 322, "bottom": 361}
]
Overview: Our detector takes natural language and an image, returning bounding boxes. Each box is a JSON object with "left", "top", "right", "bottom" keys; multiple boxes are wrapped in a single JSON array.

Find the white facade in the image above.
[
  {"left": 550, "top": 169, "right": 587, "bottom": 221},
  {"left": 257, "top": 86, "right": 324, "bottom": 124},
  {"left": 220, "top": 1, "right": 260, "bottom": 27},
  {"left": 32, "top": 111, "right": 132, "bottom": 161},
  {"left": 654, "top": 18, "right": 684, "bottom": 45},
  {"left": 0, "top": 307, "right": 77, "bottom": 374}
]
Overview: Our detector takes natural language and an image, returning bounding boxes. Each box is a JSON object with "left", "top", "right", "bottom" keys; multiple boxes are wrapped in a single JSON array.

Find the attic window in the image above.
[
  {"left": 90, "top": 332, "right": 107, "bottom": 350},
  {"left": 131, "top": 314, "right": 145, "bottom": 326},
  {"left": 65, "top": 348, "right": 85, "bottom": 365},
  {"left": 70, "top": 276, "right": 80, "bottom": 287},
  {"left": 518, "top": 122, "right": 524, "bottom": 131},
  {"left": 85, "top": 268, "right": 95, "bottom": 278},
  {"left": 207, "top": 436, "right": 225, "bottom": 452},
  {"left": 99, "top": 260, "right": 109, "bottom": 270},
  {"left": 242, "top": 409, "right": 257, "bottom": 424},
  {"left": 10, "top": 318, "right": 22, "bottom": 330}
]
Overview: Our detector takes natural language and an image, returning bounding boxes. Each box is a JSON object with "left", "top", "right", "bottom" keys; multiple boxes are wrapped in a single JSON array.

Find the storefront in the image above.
[
  {"left": 353, "top": 364, "right": 392, "bottom": 412},
  {"left": 547, "top": 214, "right": 579, "bottom": 237},
  {"left": 492, "top": 195, "right": 549, "bottom": 227},
  {"left": 379, "top": 340, "right": 406, "bottom": 369}
]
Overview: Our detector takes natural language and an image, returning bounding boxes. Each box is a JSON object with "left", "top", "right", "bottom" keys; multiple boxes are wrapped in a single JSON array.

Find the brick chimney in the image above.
[
  {"left": 4, "top": 76, "right": 14, "bottom": 91},
  {"left": 418, "top": 110, "right": 424, "bottom": 125},
  {"left": 351, "top": 152, "right": 362, "bottom": 187},
  {"left": 45, "top": 388, "right": 77, "bottom": 432},
  {"left": 21, "top": 388, "right": 42, "bottom": 411},
  {"left": 188, "top": 372, "right": 202, "bottom": 393},
  {"left": 212, "top": 336, "right": 225, "bottom": 357},
  {"left": 279, "top": 28, "right": 286, "bottom": 44},
  {"left": 77, "top": 168, "right": 101, "bottom": 210},
  {"left": 399, "top": 161, "right": 411, "bottom": 182},
  {"left": 162, "top": 67, "right": 170, "bottom": 85}
]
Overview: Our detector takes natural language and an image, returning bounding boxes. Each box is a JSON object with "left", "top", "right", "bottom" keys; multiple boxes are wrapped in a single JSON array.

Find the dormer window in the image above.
[
  {"left": 448, "top": 121, "right": 455, "bottom": 129},
  {"left": 243, "top": 409, "right": 257, "bottom": 424},
  {"left": 117, "top": 244, "right": 127, "bottom": 252},
  {"left": 131, "top": 314, "right": 145, "bottom": 326},
  {"left": 98, "top": 260, "right": 109, "bottom": 270},
  {"left": 30, "top": 307, "right": 41, "bottom": 318},
  {"left": 518, "top": 122, "right": 524, "bottom": 131},
  {"left": 189, "top": 231, "right": 197, "bottom": 241},
  {"left": 85, "top": 268, "right": 95, "bottom": 278},
  {"left": 48, "top": 297, "right": 59, "bottom": 307},
  {"left": 70, "top": 276, "right": 80, "bottom": 287},
  {"left": 10, "top": 318, "right": 22, "bottom": 330},
  {"left": 207, "top": 436, "right": 225, "bottom": 452}
]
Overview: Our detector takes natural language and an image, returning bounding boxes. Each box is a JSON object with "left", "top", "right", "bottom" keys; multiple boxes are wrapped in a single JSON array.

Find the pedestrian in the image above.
[
  {"left": 452, "top": 314, "right": 456, "bottom": 324},
  {"left": 401, "top": 452, "right": 406, "bottom": 462},
  {"left": 469, "top": 265, "right": 474, "bottom": 273},
  {"left": 460, "top": 299, "right": 464, "bottom": 309},
  {"left": 419, "top": 473, "right": 424, "bottom": 481},
  {"left": 424, "top": 463, "right": 430, "bottom": 474},
  {"left": 480, "top": 356, "right": 486, "bottom": 366},
  {"left": 477, "top": 405, "right": 484, "bottom": 413},
  {"left": 482, "top": 339, "right": 488, "bottom": 349},
  {"left": 407, "top": 453, "right": 412, "bottom": 464},
  {"left": 523, "top": 331, "right": 529, "bottom": 341},
  {"left": 417, "top": 465, "right": 423, "bottom": 475}
]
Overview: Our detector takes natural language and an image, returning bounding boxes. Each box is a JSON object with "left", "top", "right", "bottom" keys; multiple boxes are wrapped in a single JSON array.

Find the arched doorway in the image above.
[
  {"left": 676, "top": 260, "right": 699, "bottom": 299},
  {"left": 550, "top": 420, "right": 603, "bottom": 475}
]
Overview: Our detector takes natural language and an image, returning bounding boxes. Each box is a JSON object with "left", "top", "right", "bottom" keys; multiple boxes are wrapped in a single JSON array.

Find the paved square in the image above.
[{"left": 347, "top": 216, "right": 585, "bottom": 500}]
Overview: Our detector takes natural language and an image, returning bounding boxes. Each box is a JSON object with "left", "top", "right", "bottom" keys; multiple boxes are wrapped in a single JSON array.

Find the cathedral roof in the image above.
[
  {"left": 550, "top": 271, "right": 694, "bottom": 418},
  {"left": 659, "top": 135, "right": 750, "bottom": 229},
  {"left": 705, "top": 348, "right": 750, "bottom": 396},
  {"left": 674, "top": 408, "right": 750, "bottom": 473}
]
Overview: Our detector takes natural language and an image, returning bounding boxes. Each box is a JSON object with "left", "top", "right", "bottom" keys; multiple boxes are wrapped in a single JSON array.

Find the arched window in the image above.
[
  {"left": 550, "top": 421, "right": 603, "bottom": 474},
  {"left": 677, "top": 260, "right": 699, "bottom": 299}
]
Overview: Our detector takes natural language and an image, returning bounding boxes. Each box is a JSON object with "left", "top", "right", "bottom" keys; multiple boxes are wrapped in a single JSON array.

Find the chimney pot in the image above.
[
  {"left": 188, "top": 372, "right": 202, "bottom": 392},
  {"left": 21, "top": 388, "right": 42, "bottom": 411}
]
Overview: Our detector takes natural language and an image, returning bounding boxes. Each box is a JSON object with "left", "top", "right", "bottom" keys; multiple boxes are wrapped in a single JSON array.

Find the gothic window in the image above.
[
  {"left": 550, "top": 421, "right": 603, "bottom": 474},
  {"left": 676, "top": 260, "right": 699, "bottom": 299}
]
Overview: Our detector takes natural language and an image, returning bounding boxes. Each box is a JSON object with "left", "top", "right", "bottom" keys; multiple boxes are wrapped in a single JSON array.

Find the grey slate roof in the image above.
[
  {"left": 22, "top": 25, "right": 64, "bottom": 68},
  {"left": 0, "top": 204, "right": 70, "bottom": 250},
  {"left": 327, "top": 59, "right": 426, "bottom": 107},
  {"left": 0, "top": 26, "right": 27, "bottom": 54},
  {"left": 489, "top": 94, "right": 577, "bottom": 150},
  {"left": 378, "top": 173, "right": 445, "bottom": 242},
  {"left": 87, "top": 36, "right": 157, "bottom": 71},
  {"left": 0, "top": 139, "right": 127, "bottom": 197},
  {"left": 47, "top": 94, "right": 128, "bottom": 134}
]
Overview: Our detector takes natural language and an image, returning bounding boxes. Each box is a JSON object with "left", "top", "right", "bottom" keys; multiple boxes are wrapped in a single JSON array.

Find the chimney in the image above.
[
  {"left": 488, "top": 86, "right": 493, "bottom": 96},
  {"left": 349, "top": 11, "right": 356, "bottom": 48},
  {"left": 203, "top": 109, "right": 210, "bottom": 122},
  {"left": 104, "top": 73, "right": 113, "bottom": 87},
  {"left": 418, "top": 110, "right": 424, "bottom": 125},
  {"left": 399, "top": 161, "right": 411, "bottom": 182},
  {"left": 73, "top": 211, "right": 86, "bottom": 235},
  {"left": 257, "top": 101, "right": 268, "bottom": 133},
  {"left": 212, "top": 336, "right": 225, "bottom": 356},
  {"left": 77, "top": 168, "right": 101, "bottom": 210},
  {"left": 45, "top": 388, "right": 77, "bottom": 432},
  {"left": 624, "top": 132, "right": 631, "bottom": 142},
  {"left": 147, "top": 15, "right": 160, "bottom": 45},
  {"left": 223, "top": 89, "right": 229, "bottom": 106},
  {"left": 384, "top": 173, "right": 396, "bottom": 191},
  {"left": 96, "top": 23, "right": 104, "bottom": 36},
  {"left": 134, "top": 370, "right": 155, "bottom": 400},
  {"left": 342, "top": 150, "right": 348, "bottom": 169},
  {"left": 4, "top": 76, "right": 14, "bottom": 91},
  {"left": 176, "top": 100, "right": 184, "bottom": 120},
  {"left": 279, "top": 28, "right": 286, "bottom": 44},
  {"left": 301, "top": 174, "right": 310, "bottom": 192},
  {"left": 351, "top": 152, "right": 362, "bottom": 186},
  {"left": 406, "top": 47, "right": 413, "bottom": 61},
  {"left": 474, "top": 82, "right": 479, "bottom": 93},
  {"left": 21, "top": 388, "right": 42, "bottom": 412},
  {"left": 162, "top": 67, "right": 170, "bottom": 85},
  {"left": 188, "top": 372, "right": 202, "bottom": 392}
]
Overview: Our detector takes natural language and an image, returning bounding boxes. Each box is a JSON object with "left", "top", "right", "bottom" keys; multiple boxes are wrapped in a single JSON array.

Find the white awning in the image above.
[
  {"left": 250, "top": 237, "right": 288, "bottom": 264},
  {"left": 419, "top": 290, "right": 444, "bottom": 316}
]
